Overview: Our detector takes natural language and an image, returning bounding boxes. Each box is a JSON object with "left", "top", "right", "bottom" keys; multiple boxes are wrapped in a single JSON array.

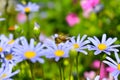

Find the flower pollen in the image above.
[
  {"left": 0, "top": 74, "right": 7, "bottom": 79},
  {"left": 117, "top": 64, "right": 120, "bottom": 70},
  {"left": 24, "top": 51, "right": 36, "bottom": 59},
  {"left": 8, "top": 40, "right": 14, "bottom": 44},
  {"left": 98, "top": 43, "right": 107, "bottom": 50},
  {"left": 24, "top": 7, "right": 31, "bottom": 13},
  {"left": 73, "top": 43, "right": 79, "bottom": 49},
  {"left": 54, "top": 50, "right": 64, "bottom": 57},
  {"left": 0, "top": 47, "right": 3, "bottom": 52}
]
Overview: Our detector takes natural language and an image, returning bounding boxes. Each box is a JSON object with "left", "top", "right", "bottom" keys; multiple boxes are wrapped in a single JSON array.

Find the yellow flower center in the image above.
[
  {"left": 5, "top": 54, "right": 13, "bottom": 60},
  {"left": 117, "top": 64, "right": 120, "bottom": 70},
  {"left": 54, "top": 50, "right": 64, "bottom": 57},
  {"left": 98, "top": 44, "right": 107, "bottom": 50},
  {"left": 73, "top": 43, "right": 79, "bottom": 49},
  {"left": 24, "top": 51, "right": 36, "bottom": 59},
  {"left": 24, "top": 7, "right": 31, "bottom": 13},
  {"left": 0, "top": 74, "right": 7, "bottom": 79},
  {"left": 0, "top": 47, "right": 3, "bottom": 52},
  {"left": 8, "top": 40, "right": 14, "bottom": 44}
]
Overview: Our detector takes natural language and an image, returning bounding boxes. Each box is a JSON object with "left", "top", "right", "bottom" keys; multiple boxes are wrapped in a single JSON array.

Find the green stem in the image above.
[
  {"left": 27, "top": 61, "right": 35, "bottom": 80},
  {"left": 62, "top": 65, "right": 65, "bottom": 80},
  {"left": 69, "top": 59, "right": 73, "bottom": 80},
  {"left": 41, "top": 64, "right": 45, "bottom": 80},
  {"left": 76, "top": 53, "right": 79, "bottom": 80},
  {"left": 26, "top": 15, "right": 30, "bottom": 40},
  {"left": 58, "top": 62, "right": 62, "bottom": 80},
  {"left": 57, "top": 58, "right": 65, "bottom": 80},
  {"left": 25, "top": 14, "right": 31, "bottom": 41}
]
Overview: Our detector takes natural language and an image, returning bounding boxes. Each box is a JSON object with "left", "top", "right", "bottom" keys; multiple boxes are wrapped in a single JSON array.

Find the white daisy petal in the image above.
[
  {"left": 103, "top": 51, "right": 111, "bottom": 55},
  {"left": 110, "top": 45, "right": 120, "bottom": 48},
  {"left": 112, "top": 70, "right": 119, "bottom": 77},
  {"left": 88, "top": 37, "right": 99, "bottom": 47},
  {"left": 55, "top": 57, "right": 60, "bottom": 61},
  {"left": 106, "top": 38, "right": 117, "bottom": 46},
  {"left": 114, "top": 52, "right": 120, "bottom": 63},
  {"left": 30, "top": 39, "right": 34, "bottom": 50},
  {"left": 80, "top": 35, "right": 87, "bottom": 43},
  {"left": 94, "top": 50, "right": 101, "bottom": 55},
  {"left": 93, "top": 36, "right": 100, "bottom": 44},
  {"left": 79, "top": 50, "right": 88, "bottom": 55},
  {"left": 103, "top": 61, "right": 117, "bottom": 68},
  {"left": 101, "top": 34, "right": 106, "bottom": 43},
  {"left": 106, "top": 57, "right": 118, "bottom": 66},
  {"left": 77, "top": 34, "right": 80, "bottom": 43}
]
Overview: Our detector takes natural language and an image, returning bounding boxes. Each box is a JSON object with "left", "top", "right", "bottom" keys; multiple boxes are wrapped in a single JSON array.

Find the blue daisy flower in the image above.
[
  {"left": 0, "top": 61, "right": 19, "bottom": 80},
  {"left": 1, "top": 51, "right": 23, "bottom": 65},
  {"left": 103, "top": 52, "right": 120, "bottom": 80},
  {"left": 16, "top": 2, "right": 39, "bottom": 13},
  {"left": 44, "top": 39, "right": 71, "bottom": 61},
  {"left": 0, "top": 34, "right": 19, "bottom": 49},
  {"left": 69, "top": 34, "right": 90, "bottom": 55},
  {"left": 12, "top": 37, "right": 45, "bottom": 63},
  {"left": 0, "top": 37, "right": 10, "bottom": 57},
  {"left": 0, "top": 34, "right": 19, "bottom": 58},
  {"left": 88, "top": 34, "right": 120, "bottom": 55}
]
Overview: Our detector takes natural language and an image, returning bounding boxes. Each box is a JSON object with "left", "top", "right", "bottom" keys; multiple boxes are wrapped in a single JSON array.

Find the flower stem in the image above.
[
  {"left": 26, "top": 15, "right": 30, "bottom": 40},
  {"left": 69, "top": 59, "right": 73, "bottom": 80},
  {"left": 27, "top": 60, "right": 35, "bottom": 80},
  {"left": 57, "top": 59, "right": 65, "bottom": 80},
  {"left": 76, "top": 53, "right": 79, "bottom": 80},
  {"left": 58, "top": 62, "right": 63, "bottom": 80},
  {"left": 62, "top": 66, "right": 65, "bottom": 80},
  {"left": 25, "top": 14, "right": 32, "bottom": 41}
]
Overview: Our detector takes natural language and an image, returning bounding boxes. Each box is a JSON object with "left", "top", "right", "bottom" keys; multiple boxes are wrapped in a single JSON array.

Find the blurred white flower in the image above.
[{"left": 0, "top": 12, "right": 5, "bottom": 21}]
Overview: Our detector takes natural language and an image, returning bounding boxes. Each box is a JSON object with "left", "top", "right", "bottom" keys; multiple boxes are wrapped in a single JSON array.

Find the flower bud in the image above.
[{"left": 69, "top": 48, "right": 78, "bottom": 58}]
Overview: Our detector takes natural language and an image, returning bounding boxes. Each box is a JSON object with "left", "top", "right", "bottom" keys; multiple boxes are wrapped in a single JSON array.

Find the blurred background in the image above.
[
  {"left": 0, "top": 0, "right": 120, "bottom": 80},
  {"left": 1, "top": 0, "right": 120, "bottom": 37}
]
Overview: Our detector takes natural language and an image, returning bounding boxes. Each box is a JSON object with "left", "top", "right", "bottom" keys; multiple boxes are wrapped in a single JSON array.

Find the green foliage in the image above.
[{"left": 0, "top": 0, "right": 120, "bottom": 79}]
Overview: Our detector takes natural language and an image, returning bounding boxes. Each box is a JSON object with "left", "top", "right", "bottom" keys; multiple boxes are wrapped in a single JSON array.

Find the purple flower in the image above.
[
  {"left": 103, "top": 52, "right": 120, "bottom": 80},
  {"left": 44, "top": 39, "right": 70, "bottom": 61},
  {"left": 88, "top": 34, "right": 120, "bottom": 55},
  {"left": 69, "top": 34, "right": 89, "bottom": 55},
  {"left": 16, "top": 2, "right": 39, "bottom": 13},
  {"left": 12, "top": 37, "right": 45, "bottom": 63}
]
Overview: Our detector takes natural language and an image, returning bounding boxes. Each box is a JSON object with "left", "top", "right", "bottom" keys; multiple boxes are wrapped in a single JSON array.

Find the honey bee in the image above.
[{"left": 54, "top": 33, "right": 70, "bottom": 44}]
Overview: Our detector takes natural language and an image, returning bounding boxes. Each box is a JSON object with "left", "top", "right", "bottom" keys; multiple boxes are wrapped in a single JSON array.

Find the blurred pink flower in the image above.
[
  {"left": 92, "top": 60, "right": 100, "bottom": 69},
  {"left": 80, "top": 0, "right": 93, "bottom": 11},
  {"left": 81, "top": 0, "right": 99, "bottom": 11},
  {"left": 92, "top": 60, "right": 114, "bottom": 79},
  {"left": 80, "top": 0, "right": 100, "bottom": 17},
  {"left": 89, "top": 0, "right": 100, "bottom": 7},
  {"left": 17, "top": 12, "right": 27, "bottom": 23},
  {"left": 100, "top": 63, "right": 108, "bottom": 79},
  {"left": 84, "top": 71, "right": 96, "bottom": 80},
  {"left": 106, "top": 67, "right": 115, "bottom": 73},
  {"left": 66, "top": 13, "right": 80, "bottom": 27},
  {"left": 83, "top": 9, "right": 92, "bottom": 18}
]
